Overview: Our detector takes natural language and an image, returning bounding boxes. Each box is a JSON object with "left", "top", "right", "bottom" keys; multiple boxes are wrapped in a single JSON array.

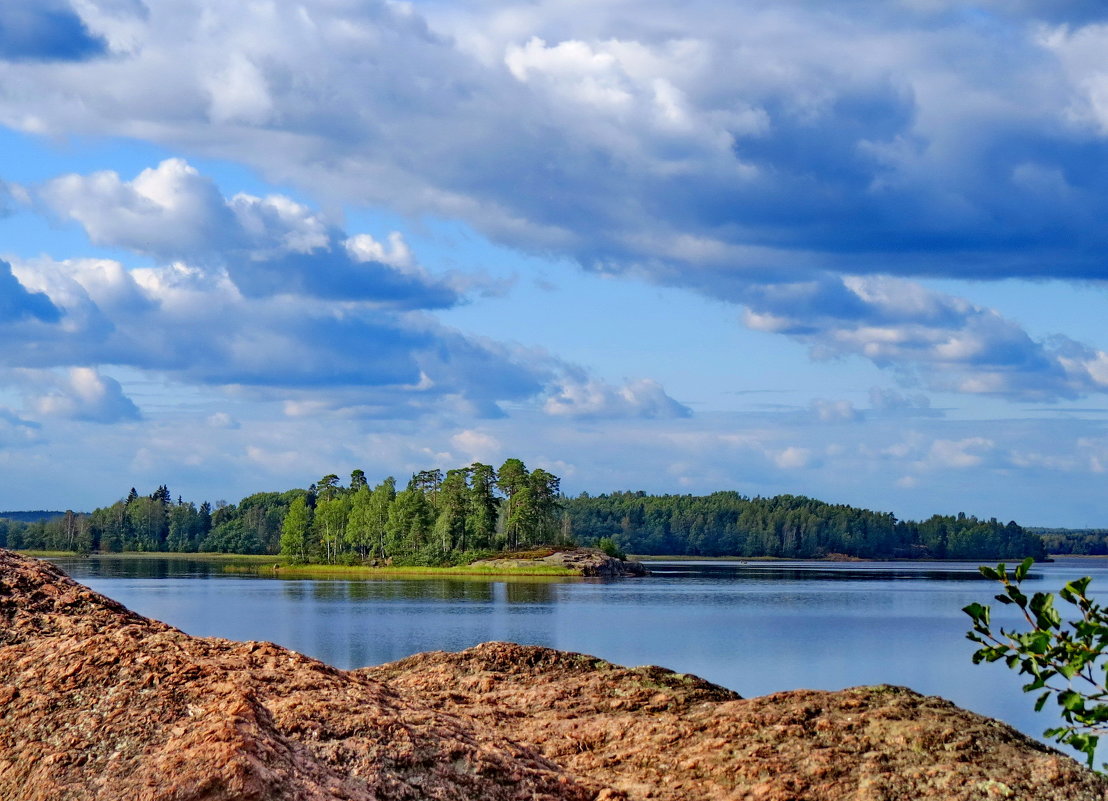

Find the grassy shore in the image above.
[{"left": 18, "top": 550, "right": 581, "bottom": 578}]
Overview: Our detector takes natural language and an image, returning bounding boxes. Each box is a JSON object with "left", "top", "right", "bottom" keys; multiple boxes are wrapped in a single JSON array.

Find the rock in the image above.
[
  {"left": 470, "top": 547, "right": 649, "bottom": 577},
  {"left": 2, "top": 548, "right": 1107, "bottom": 801},
  {"left": 0, "top": 549, "right": 595, "bottom": 801},
  {"left": 365, "top": 645, "right": 1108, "bottom": 801}
]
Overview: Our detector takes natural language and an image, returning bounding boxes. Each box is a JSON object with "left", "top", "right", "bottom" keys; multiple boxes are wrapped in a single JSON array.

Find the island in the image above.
[{"left": 0, "top": 457, "right": 1048, "bottom": 566}]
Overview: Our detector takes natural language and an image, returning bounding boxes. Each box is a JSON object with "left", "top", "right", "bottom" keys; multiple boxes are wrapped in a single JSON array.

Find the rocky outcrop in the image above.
[
  {"left": 470, "top": 547, "right": 648, "bottom": 577},
  {"left": 2, "top": 548, "right": 1106, "bottom": 801}
]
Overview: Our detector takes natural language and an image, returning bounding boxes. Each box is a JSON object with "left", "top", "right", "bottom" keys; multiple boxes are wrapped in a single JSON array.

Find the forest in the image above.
[
  {"left": 562, "top": 491, "right": 1045, "bottom": 560},
  {"left": 0, "top": 460, "right": 1046, "bottom": 562},
  {"left": 0, "top": 460, "right": 564, "bottom": 566},
  {"left": 1031, "top": 528, "right": 1108, "bottom": 555}
]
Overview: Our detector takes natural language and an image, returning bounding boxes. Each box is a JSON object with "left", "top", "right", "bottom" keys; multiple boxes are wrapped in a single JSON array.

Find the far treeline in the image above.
[
  {"left": 0, "top": 460, "right": 1046, "bottom": 562},
  {"left": 1029, "top": 528, "right": 1108, "bottom": 555}
]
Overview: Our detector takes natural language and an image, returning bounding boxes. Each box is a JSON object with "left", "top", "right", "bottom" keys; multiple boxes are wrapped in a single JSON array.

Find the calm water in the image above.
[{"left": 51, "top": 555, "right": 1108, "bottom": 759}]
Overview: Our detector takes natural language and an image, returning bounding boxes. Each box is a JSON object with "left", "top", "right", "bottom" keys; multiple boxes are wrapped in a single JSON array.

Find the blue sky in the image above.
[{"left": 1, "top": 0, "right": 1108, "bottom": 526}]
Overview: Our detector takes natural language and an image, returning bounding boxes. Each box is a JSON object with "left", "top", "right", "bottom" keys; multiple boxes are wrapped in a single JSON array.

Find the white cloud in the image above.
[
  {"left": 921, "top": 437, "right": 995, "bottom": 470},
  {"left": 39, "top": 159, "right": 237, "bottom": 257},
  {"left": 37, "top": 159, "right": 457, "bottom": 307},
  {"left": 741, "top": 274, "right": 1108, "bottom": 402},
  {"left": 450, "top": 429, "right": 503, "bottom": 464},
  {"left": 18, "top": 367, "right": 140, "bottom": 423},
  {"left": 772, "top": 446, "right": 811, "bottom": 469},
  {"left": 810, "top": 399, "right": 860, "bottom": 423},
  {"left": 206, "top": 411, "right": 239, "bottom": 429},
  {"left": 544, "top": 376, "right": 691, "bottom": 419},
  {"left": 2, "top": 2, "right": 1107, "bottom": 409},
  {"left": 206, "top": 53, "right": 273, "bottom": 125}
]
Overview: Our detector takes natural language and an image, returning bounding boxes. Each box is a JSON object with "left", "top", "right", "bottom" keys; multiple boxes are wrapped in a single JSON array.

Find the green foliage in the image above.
[
  {"left": 964, "top": 557, "right": 1108, "bottom": 769},
  {"left": 1035, "top": 528, "right": 1108, "bottom": 556},
  {"left": 13, "top": 465, "right": 1042, "bottom": 569},
  {"left": 562, "top": 491, "right": 1044, "bottom": 561},
  {"left": 597, "top": 537, "right": 626, "bottom": 560},
  {"left": 279, "top": 496, "right": 312, "bottom": 563}
]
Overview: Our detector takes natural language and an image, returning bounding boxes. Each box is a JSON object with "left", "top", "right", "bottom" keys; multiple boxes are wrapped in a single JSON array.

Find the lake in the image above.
[{"left": 49, "top": 555, "right": 1108, "bottom": 761}]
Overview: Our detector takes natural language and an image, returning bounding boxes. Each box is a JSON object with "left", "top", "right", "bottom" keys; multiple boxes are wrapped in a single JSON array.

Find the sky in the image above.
[{"left": 1, "top": 0, "right": 1108, "bottom": 526}]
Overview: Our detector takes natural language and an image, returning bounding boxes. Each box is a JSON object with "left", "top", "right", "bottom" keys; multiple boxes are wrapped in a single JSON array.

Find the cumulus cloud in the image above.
[
  {"left": 16, "top": 367, "right": 140, "bottom": 423},
  {"left": 544, "top": 376, "right": 692, "bottom": 419},
  {"left": 3, "top": 1, "right": 1108, "bottom": 420},
  {"left": 741, "top": 274, "right": 1108, "bottom": 401},
  {"left": 1, "top": 1, "right": 1105, "bottom": 407},
  {"left": 0, "top": 259, "right": 60, "bottom": 323},
  {"left": 0, "top": 245, "right": 687, "bottom": 425},
  {"left": 37, "top": 159, "right": 459, "bottom": 308},
  {"left": 1, "top": 254, "right": 541, "bottom": 412},
  {"left": 4, "top": 0, "right": 1108, "bottom": 283}
]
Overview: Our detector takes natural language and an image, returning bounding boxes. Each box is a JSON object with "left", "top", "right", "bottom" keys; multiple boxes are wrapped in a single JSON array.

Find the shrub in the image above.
[
  {"left": 964, "top": 557, "right": 1108, "bottom": 768},
  {"left": 597, "top": 537, "right": 625, "bottom": 560}
]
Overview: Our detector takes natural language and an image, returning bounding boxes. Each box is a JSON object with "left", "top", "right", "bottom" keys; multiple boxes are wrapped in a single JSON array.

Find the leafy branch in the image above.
[{"left": 963, "top": 556, "right": 1108, "bottom": 768}]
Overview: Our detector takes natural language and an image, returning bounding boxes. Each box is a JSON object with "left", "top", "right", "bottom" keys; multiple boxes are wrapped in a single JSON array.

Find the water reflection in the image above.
[
  {"left": 301, "top": 579, "right": 498, "bottom": 603},
  {"left": 644, "top": 560, "right": 1038, "bottom": 583},
  {"left": 505, "top": 581, "right": 556, "bottom": 604},
  {"left": 55, "top": 556, "right": 221, "bottom": 580}
]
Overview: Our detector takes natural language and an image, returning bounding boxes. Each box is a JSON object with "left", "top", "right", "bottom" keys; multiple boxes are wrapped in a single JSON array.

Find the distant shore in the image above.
[
  {"left": 23, "top": 549, "right": 586, "bottom": 578},
  {"left": 21, "top": 549, "right": 1075, "bottom": 573}
]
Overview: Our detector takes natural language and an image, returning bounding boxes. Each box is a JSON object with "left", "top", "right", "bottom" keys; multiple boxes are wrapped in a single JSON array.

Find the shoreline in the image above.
[
  {"left": 24, "top": 549, "right": 587, "bottom": 578},
  {"left": 21, "top": 549, "right": 1081, "bottom": 574}
]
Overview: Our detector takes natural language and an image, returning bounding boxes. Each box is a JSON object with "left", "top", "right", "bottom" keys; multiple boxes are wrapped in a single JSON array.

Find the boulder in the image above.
[{"left": 470, "top": 547, "right": 649, "bottom": 577}]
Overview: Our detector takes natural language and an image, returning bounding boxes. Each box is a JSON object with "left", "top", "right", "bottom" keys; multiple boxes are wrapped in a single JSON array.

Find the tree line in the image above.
[
  {"left": 0, "top": 469, "right": 1047, "bottom": 562},
  {"left": 560, "top": 491, "right": 1045, "bottom": 560},
  {"left": 1031, "top": 528, "right": 1108, "bottom": 556},
  {"left": 0, "top": 459, "right": 566, "bottom": 565}
]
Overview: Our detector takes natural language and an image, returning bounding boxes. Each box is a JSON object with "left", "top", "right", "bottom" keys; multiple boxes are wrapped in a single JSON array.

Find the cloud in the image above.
[
  {"left": 1, "top": 247, "right": 686, "bottom": 425},
  {"left": 38, "top": 159, "right": 459, "bottom": 309},
  {"left": 773, "top": 445, "right": 812, "bottom": 469},
  {"left": 0, "top": 259, "right": 60, "bottom": 323},
  {"left": 2, "top": 2, "right": 1107, "bottom": 407},
  {"left": 17, "top": 367, "right": 140, "bottom": 423},
  {"left": 544, "top": 376, "right": 692, "bottom": 419},
  {"left": 206, "top": 412, "right": 239, "bottom": 430},
  {"left": 4, "top": 0, "right": 1108, "bottom": 282},
  {"left": 4, "top": 1, "right": 1108, "bottom": 423},
  {"left": 868, "top": 387, "right": 937, "bottom": 416},
  {"left": 810, "top": 399, "right": 861, "bottom": 423},
  {"left": 741, "top": 274, "right": 1108, "bottom": 401},
  {"left": 0, "top": 406, "right": 41, "bottom": 447},
  {"left": 2, "top": 255, "right": 544, "bottom": 413},
  {"left": 0, "top": 2, "right": 107, "bottom": 62},
  {"left": 39, "top": 159, "right": 239, "bottom": 257},
  {"left": 920, "top": 437, "right": 996, "bottom": 470},
  {"left": 450, "top": 429, "right": 503, "bottom": 464}
]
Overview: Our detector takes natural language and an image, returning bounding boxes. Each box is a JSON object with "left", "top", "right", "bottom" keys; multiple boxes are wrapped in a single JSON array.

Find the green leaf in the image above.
[
  {"left": 962, "top": 602, "right": 990, "bottom": 626},
  {"left": 979, "top": 565, "right": 1002, "bottom": 581},
  {"left": 1060, "top": 690, "right": 1085, "bottom": 712},
  {"left": 1015, "top": 556, "right": 1033, "bottom": 581}
]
